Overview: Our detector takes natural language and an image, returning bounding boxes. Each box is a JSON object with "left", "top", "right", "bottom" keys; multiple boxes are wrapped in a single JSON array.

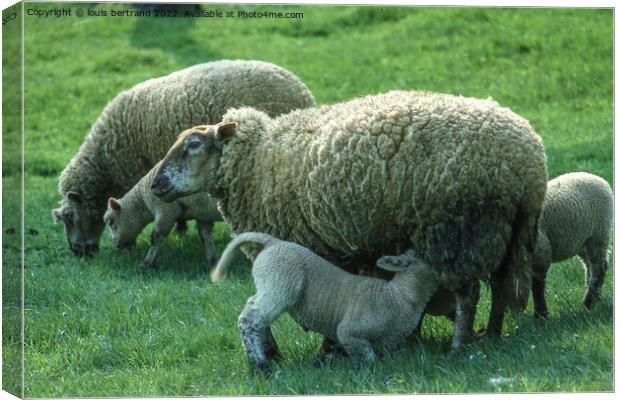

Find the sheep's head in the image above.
[
  {"left": 53, "top": 191, "right": 104, "bottom": 256},
  {"left": 151, "top": 123, "right": 236, "bottom": 202},
  {"left": 103, "top": 198, "right": 139, "bottom": 250}
]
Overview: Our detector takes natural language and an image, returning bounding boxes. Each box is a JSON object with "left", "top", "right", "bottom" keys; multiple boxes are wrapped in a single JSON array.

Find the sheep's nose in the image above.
[
  {"left": 71, "top": 242, "right": 99, "bottom": 257},
  {"left": 151, "top": 174, "right": 168, "bottom": 191}
]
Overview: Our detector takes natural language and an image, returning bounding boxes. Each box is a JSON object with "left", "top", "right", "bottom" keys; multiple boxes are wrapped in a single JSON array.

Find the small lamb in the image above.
[
  {"left": 104, "top": 160, "right": 222, "bottom": 268},
  {"left": 532, "top": 172, "right": 613, "bottom": 318},
  {"left": 211, "top": 232, "right": 439, "bottom": 371}
]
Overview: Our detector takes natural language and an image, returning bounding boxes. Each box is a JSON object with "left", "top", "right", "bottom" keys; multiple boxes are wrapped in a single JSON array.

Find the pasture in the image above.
[{"left": 2, "top": 4, "right": 613, "bottom": 396}]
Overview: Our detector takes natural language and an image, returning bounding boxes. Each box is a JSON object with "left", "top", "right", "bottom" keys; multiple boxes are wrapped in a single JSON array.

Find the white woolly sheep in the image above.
[
  {"left": 103, "top": 159, "right": 222, "bottom": 268},
  {"left": 152, "top": 90, "right": 547, "bottom": 350},
  {"left": 211, "top": 232, "right": 439, "bottom": 371},
  {"left": 54, "top": 60, "right": 315, "bottom": 256},
  {"left": 532, "top": 172, "right": 613, "bottom": 318}
]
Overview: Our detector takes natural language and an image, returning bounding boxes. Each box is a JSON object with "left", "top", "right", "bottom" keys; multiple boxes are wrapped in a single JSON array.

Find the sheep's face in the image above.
[
  {"left": 53, "top": 192, "right": 105, "bottom": 256},
  {"left": 103, "top": 198, "right": 138, "bottom": 250},
  {"left": 151, "top": 123, "right": 236, "bottom": 202}
]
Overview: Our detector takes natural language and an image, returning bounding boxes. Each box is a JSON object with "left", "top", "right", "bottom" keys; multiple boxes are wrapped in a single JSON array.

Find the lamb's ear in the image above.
[
  {"left": 52, "top": 208, "right": 63, "bottom": 223},
  {"left": 376, "top": 255, "right": 411, "bottom": 272},
  {"left": 213, "top": 122, "right": 237, "bottom": 146},
  {"left": 108, "top": 197, "right": 122, "bottom": 211},
  {"left": 67, "top": 191, "right": 82, "bottom": 204}
]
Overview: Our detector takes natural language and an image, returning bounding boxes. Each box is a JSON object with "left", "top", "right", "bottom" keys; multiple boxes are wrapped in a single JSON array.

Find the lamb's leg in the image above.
[
  {"left": 238, "top": 296, "right": 273, "bottom": 372},
  {"left": 450, "top": 279, "right": 480, "bottom": 351},
  {"left": 314, "top": 337, "right": 347, "bottom": 367},
  {"left": 264, "top": 327, "right": 281, "bottom": 361},
  {"left": 411, "top": 311, "right": 425, "bottom": 339},
  {"left": 336, "top": 325, "right": 377, "bottom": 363},
  {"left": 175, "top": 219, "right": 188, "bottom": 236},
  {"left": 581, "top": 241, "right": 609, "bottom": 309},
  {"left": 532, "top": 263, "right": 550, "bottom": 319},
  {"left": 197, "top": 221, "right": 217, "bottom": 267},
  {"left": 239, "top": 292, "right": 291, "bottom": 372},
  {"left": 143, "top": 221, "right": 175, "bottom": 268}
]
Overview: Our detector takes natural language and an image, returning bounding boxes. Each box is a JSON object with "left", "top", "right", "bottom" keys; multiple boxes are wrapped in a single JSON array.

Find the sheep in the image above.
[
  {"left": 53, "top": 60, "right": 315, "bottom": 256},
  {"left": 211, "top": 232, "right": 439, "bottom": 371},
  {"left": 532, "top": 172, "right": 613, "bottom": 318},
  {"left": 395, "top": 172, "right": 613, "bottom": 326},
  {"left": 103, "top": 159, "right": 222, "bottom": 268},
  {"left": 151, "top": 90, "right": 548, "bottom": 350}
]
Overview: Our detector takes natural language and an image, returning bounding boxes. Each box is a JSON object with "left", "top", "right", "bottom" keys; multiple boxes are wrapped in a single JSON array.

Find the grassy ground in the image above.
[{"left": 2, "top": 3, "right": 613, "bottom": 396}]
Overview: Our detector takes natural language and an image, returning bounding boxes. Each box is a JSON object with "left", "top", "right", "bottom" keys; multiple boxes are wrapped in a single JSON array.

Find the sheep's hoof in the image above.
[
  {"left": 250, "top": 361, "right": 273, "bottom": 377},
  {"left": 583, "top": 293, "right": 600, "bottom": 309},
  {"left": 533, "top": 308, "right": 549, "bottom": 319},
  {"left": 266, "top": 347, "right": 282, "bottom": 362}
]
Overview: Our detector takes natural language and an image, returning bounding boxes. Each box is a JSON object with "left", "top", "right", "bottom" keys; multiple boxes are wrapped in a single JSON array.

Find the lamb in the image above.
[
  {"left": 103, "top": 159, "right": 222, "bottom": 268},
  {"left": 211, "top": 232, "right": 439, "bottom": 371},
  {"left": 532, "top": 172, "right": 613, "bottom": 318},
  {"left": 151, "top": 90, "right": 548, "bottom": 350},
  {"left": 53, "top": 60, "right": 315, "bottom": 256}
]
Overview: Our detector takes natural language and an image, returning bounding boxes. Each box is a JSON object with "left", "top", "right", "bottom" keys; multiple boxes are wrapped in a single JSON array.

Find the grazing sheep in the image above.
[
  {"left": 53, "top": 60, "right": 315, "bottom": 256},
  {"left": 103, "top": 160, "right": 222, "bottom": 268},
  {"left": 532, "top": 172, "right": 613, "bottom": 318},
  {"left": 211, "top": 233, "right": 439, "bottom": 371},
  {"left": 152, "top": 90, "right": 547, "bottom": 350}
]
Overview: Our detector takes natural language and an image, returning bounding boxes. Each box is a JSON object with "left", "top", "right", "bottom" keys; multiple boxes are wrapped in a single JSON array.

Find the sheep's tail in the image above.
[
  {"left": 504, "top": 205, "right": 538, "bottom": 311},
  {"left": 210, "top": 232, "right": 278, "bottom": 282}
]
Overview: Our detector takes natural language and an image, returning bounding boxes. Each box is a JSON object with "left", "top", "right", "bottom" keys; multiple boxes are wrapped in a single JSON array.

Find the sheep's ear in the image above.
[
  {"left": 52, "top": 208, "right": 63, "bottom": 223},
  {"left": 67, "top": 191, "right": 82, "bottom": 204},
  {"left": 213, "top": 122, "right": 236, "bottom": 145},
  {"left": 108, "top": 197, "right": 122, "bottom": 211}
]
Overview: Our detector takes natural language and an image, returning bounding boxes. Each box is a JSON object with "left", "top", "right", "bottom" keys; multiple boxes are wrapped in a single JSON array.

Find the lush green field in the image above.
[{"left": 3, "top": 3, "right": 613, "bottom": 396}]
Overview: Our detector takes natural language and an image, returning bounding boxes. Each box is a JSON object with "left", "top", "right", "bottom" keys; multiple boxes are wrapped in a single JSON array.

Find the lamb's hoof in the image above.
[{"left": 313, "top": 354, "right": 332, "bottom": 368}]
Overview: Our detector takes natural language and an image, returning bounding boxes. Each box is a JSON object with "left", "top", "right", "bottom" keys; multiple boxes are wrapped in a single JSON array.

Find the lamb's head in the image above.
[
  {"left": 151, "top": 123, "right": 236, "bottom": 202},
  {"left": 377, "top": 249, "right": 439, "bottom": 303},
  {"left": 103, "top": 198, "right": 140, "bottom": 250},
  {"left": 53, "top": 191, "right": 104, "bottom": 256},
  {"left": 377, "top": 249, "right": 424, "bottom": 272}
]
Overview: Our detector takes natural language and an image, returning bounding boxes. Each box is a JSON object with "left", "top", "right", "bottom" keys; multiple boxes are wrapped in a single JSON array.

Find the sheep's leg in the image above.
[
  {"left": 336, "top": 325, "right": 377, "bottom": 363},
  {"left": 581, "top": 242, "right": 609, "bottom": 309},
  {"left": 197, "top": 221, "right": 217, "bottom": 267},
  {"left": 486, "top": 266, "right": 513, "bottom": 337},
  {"left": 532, "top": 263, "right": 550, "bottom": 319},
  {"left": 450, "top": 279, "right": 480, "bottom": 351}
]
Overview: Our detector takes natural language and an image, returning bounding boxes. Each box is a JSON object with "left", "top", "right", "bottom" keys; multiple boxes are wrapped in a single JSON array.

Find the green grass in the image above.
[{"left": 2, "top": 3, "right": 613, "bottom": 396}]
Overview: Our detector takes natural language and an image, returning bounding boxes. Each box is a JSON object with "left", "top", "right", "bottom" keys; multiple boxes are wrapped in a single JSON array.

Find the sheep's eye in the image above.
[
  {"left": 187, "top": 141, "right": 201, "bottom": 150},
  {"left": 63, "top": 212, "right": 74, "bottom": 226}
]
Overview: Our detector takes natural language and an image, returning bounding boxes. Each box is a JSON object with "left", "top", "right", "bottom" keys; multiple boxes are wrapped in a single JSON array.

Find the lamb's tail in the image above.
[{"left": 210, "top": 232, "right": 278, "bottom": 282}]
